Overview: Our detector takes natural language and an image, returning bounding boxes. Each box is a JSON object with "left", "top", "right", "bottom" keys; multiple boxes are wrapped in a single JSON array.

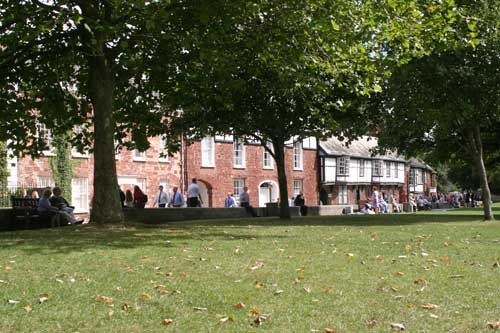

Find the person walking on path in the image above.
[
  {"left": 169, "top": 186, "right": 185, "bottom": 207},
  {"left": 239, "top": 186, "right": 256, "bottom": 217},
  {"left": 224, "top": 192, "right": 236, "bottom": 208},
  {"left": 153, "top": 185, "right": 169, "bottom": 208},
  {"left": 187, "top": 178, "right": 202, "bottom": 207}
]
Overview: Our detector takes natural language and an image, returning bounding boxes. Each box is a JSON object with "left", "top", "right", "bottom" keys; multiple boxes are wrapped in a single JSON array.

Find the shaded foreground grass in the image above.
[{"left": 1, "top": 208, "right": 500, "bottom": 332}]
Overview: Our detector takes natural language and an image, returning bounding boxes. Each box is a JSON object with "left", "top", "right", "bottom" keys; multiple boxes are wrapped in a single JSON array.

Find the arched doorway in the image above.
[
  {"left": 197, "top": 180, "right": 212, "bottom": 207},
  {"left": 258, "top": 180, "right": 279, "bottom": 207}
]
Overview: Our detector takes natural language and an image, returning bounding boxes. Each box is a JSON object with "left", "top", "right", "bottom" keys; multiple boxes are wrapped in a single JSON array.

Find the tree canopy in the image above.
[
  {"left": 376, "top": 0, "right": 500, "bottom": 220},
  {"left": 160, "top": 0, "right": 460, "bottom": 217}
]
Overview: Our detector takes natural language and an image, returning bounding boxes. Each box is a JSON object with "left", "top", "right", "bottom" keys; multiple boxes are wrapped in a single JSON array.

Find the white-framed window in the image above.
[
  {"left": 263, "top": 143, "right": 274, "bottom": 169},
  {"left": 359, "top": 159, "right": 365, "bottom": 177},
  {"left": 158, "top": 136, "right": 169, "bottom": 163},
  {"left": 71, "top": 177, "right": 89, "bottom": 213},
  {"left": 233, "top": 178, "right": 245, "bottom": 205},
  {"left": 114, "top": 140, "right": 120, "bottom": 160},
  {"left": 418, "top": 169, "right": 424, "bottom": 184},
  {"left": 201, "top": 137, "right": 215, "bottom": 167},
  {"left": 133, "top": 149, "right": 146, "bottom": 161},
  {"left": 293, "top": 141, "right": 303, "bottom": 170},
  {"left": 394, "top": 162, "right": 399, "bottom": 178},
  {"left": 233, "top": 137, "right": 245, "bottom": 168},
  {"left": 337, "top": 156, "right": 350, "bottom": 176},
  {"left": 339, "top": 185, "right": 348, "bottom": 204},
  {"left": 36, "top": 123, "right": 55, "bottom": 155},
  {"left": 71, "top": 125, "right": 89, "bottom": 158},
  {"left": 373, "top": 160, "right": 382, "bottom": 177},
  {"left": 385, "top": 161, "right": 391, "bottom": 177},
  {"left": 293, "top": 179, "right": 303, "bottom": 197},
  {"left": 37, "top": 176, "right": 54, "bottom": 188}
]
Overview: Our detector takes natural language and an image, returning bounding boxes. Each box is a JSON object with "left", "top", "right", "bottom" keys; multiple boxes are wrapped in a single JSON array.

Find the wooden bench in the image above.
[{"left": 10, "top": 196, "right": 60, "bottom": 229}]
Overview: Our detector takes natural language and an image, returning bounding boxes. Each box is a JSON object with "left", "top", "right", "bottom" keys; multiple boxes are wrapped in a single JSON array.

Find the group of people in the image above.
[
  {"left": 119, "top": 178, "right": 204, "bottom": 209},
  {"left": 36, "top": 187, "right": 84, "bottom": 225},
  {"left": 368, "top": 187, "right": 401, "bottom": 214}
]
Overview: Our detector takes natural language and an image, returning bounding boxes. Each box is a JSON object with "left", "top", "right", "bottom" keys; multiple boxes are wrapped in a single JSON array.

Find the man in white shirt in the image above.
[
  {"left": 169, "top": 186, "right": 185, "bottom": 207},
  {"left": 187, "top": 178, "right": 201, "bottom": 207},
  {"left": 153, "top": 185, "right": 169, "bottom": 208}
]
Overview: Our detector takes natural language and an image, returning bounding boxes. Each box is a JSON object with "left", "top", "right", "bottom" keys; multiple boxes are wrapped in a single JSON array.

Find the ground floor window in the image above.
[
  {"left": 71, "top": 177, "right": 89, "bottom": 213},
  {"left": 339, "top": 185, "right": 348, "bottom": 204},
  {"left": 233, "top": 178, "right": 245, "bottom": 206},
  {"left": 293, "top": 179, "right": 303, "bottom": 197}
]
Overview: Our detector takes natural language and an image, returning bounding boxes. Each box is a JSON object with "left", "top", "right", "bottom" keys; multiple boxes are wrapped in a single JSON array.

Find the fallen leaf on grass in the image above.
[
  {"left": 449, "top": 275, "right": 464, "bottom": 279},
  {"left": 96, "top": 295, "right": 114, "bottom": 305},
  {"left": 250, "top": 261, "right": 264, "bottom": 271},
  {"left": 390, "top": 322, "right": 406, "bottom": 330},
  {"left": 487, "top": 321, "right": 500, "bottom": 329},
  {"left": 24, "top": 305, "right": 33, "bottom": 313},
  {"left": 421, "top": 303, "right": 439, "bottom": 310},
  {"left": 414, "top": 278, "right": 429, "bottom": 285},
  {"left": 162, "top": 318, "right": 173, "bottom": 326},
  {"left": 255, "top": 282, "right": 265, "bottom": 289},
  {"left": 39, "top": 296, "right": 49, "bottom": 304},
  {"left": 8, "top": 299, "right": 20, "bottom": 304},
  {"left": 303, "top": 287, "right": 311, "bottom": 293},
  {"left": 121, "top": 303, "right": 131, "bottom": 311},
  {"left": 395, "top": 272, "right": 405, "bottom": 277},
  {"left": 107, "top": 310, "right": 114, "bottom": 317},
  {"left": 429, "top": 314, "right": 439, "bottom": 319},
  {"left": 249, "top": 308, "right": 260, "bottom": 316},
  {"left": 219, "top": 316, "right": 233, "bottom": 323},
  {"left": 366, "top": 319, "right": 377, "bottom": 328},
  {"left": 324, "top": 328, "right": 337, "bottom": 333},
  {"left": 193, "top": 307, "right": 208, "bottom": 311},
  {"left": 140, "top": 292, "right": 152, "bottom": 300},
  {"left": 233, "top": 302, "right": 246, "bottom": 309},
  {"left": 274, "top": 289, "right": 284, "bottom": 295},
  {"left": 493, "top": 262, "right": 500, "bottom": 268},
  {"left": 253, "top": 313, "right": 271, "bottom": 326},
  {"left": 443, "top": 241, "right": 453, "bottom": 247}
]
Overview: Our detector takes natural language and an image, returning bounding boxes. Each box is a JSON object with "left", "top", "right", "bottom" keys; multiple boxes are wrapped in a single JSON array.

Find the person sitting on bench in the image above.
[{"left": 49, "top": 187, "right": 83, "bottom": 224}]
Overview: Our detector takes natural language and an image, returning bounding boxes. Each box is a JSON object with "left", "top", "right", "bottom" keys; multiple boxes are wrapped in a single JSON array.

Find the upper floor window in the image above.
[
  {"left": 36, "top": 123, "right": 54, "bottom": 155},
  {"left": 71, "top": 125, "right": 89, "bottom": 158},
  {"left": 359, "top": 159, "right": 365, "bottom": 177},
  {"left": 233, "top": 137, "right": 245, "bottom": 168},
  {"left": 385, "top": 161, "right": 391, "bottom": 177},
  {"left": 337, "top": 156, "right": 350, "bottom": 176},
  {"left": 372, "top": 160, "right": 382, "bottom": 177},
  {"left": 133, "top": 149, "right": 146, "bottom": 161},
  {"left": 263, "top": 143, "right": 274, "bottom": 169},
  {"left": 201, "top": 137, "right": 215, "bottom": 167},
  {"left": 158, "top": 136, "right": 169, "bottom": 163},
  {"left": 293, "top": 141, "right": 303, "bottom": 170},
  {"left": 394, "top": 162, "right": 399, "bottom": 178}
]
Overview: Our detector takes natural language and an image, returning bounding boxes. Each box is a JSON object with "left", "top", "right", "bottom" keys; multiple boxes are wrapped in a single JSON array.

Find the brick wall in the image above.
[{"left": 185, "top": 141, "right": 318, "bottom": 207}]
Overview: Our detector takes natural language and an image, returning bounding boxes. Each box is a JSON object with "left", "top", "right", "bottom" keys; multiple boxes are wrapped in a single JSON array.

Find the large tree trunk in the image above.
[
  {"left": 466, "top": 126, "right": 494, "bottom": 221},
  {"left": 88, "top": 55, "right": 123, "bottom": 224},
  {"left": 272, "top": 139, "right": 291, "bottom": 219}
]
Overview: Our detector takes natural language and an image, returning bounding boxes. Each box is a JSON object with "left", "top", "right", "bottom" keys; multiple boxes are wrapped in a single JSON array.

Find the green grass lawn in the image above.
[{"left": 1, "top": 207, "right": 500, "bottom": 332}]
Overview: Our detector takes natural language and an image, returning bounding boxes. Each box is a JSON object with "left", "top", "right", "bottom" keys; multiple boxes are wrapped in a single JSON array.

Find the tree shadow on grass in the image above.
[
  {"left": 0, "top": 212, "right": 491, "bottom": 255},
  {"left": 0, "top": 224, "right": 290, "bottom": 256},
  {"left": 168, "top": 212, "right": 488, "bottom": 228}
]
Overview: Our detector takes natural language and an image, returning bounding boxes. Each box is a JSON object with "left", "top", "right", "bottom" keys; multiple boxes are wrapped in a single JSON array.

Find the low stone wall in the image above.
[
  {"left": 307, "top": 205, "right": 352, "bottom": 216},
  {"left": 123, "top": 207, "right": 251, "bottom": 224}
]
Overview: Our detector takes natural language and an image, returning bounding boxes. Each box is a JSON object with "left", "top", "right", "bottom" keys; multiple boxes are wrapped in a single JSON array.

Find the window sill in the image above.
[
  {"left": 133, "top": 158, "right": 147, "bottom": 162},
  {"left": 233, "top": 165, "right": 246, "bottom": 169}
]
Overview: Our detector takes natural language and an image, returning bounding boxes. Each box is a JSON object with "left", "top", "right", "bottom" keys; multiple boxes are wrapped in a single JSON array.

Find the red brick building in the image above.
[
  {"left": 8, "top": 135, "right": 319, "bottom": 211},
  {"left": 183, "top": 136, "right": 319, "bottom": 207}
]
